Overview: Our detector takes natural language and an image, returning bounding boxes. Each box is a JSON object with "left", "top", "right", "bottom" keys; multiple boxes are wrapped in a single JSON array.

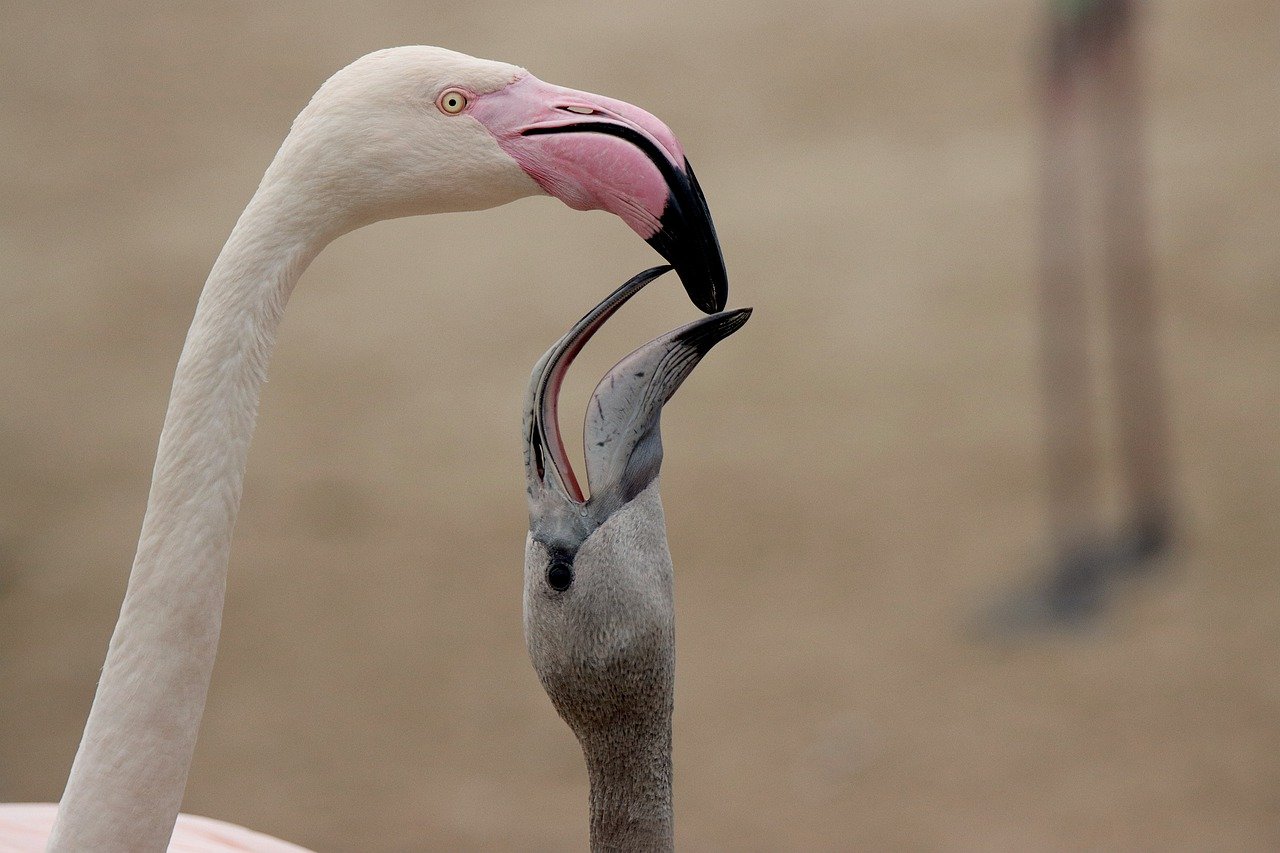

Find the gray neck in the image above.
[
  {"left": 577, "top": 486, "right": 676, "bottom": 853},
  {"left": 526, "top": 484, "right": 677, "bottom": 852},
  {"left": 582, "top": 717, "right": 673, "bottom": 852}
]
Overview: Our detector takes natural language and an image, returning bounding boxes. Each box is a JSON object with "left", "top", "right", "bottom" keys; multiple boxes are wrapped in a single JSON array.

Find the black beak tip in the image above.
[
  {"left": 647, "top": 156, "right": 729, "bottom": 315},
  {"left": 687, "top": 263, "right": 729, "bottom": 315},
  {"left": 647, "top": 232, "right": 728, "bottom": 315}
]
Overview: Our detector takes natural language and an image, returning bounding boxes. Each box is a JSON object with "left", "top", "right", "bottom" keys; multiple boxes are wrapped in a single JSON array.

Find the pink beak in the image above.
[{"left": 470, "top": 74, "right": 727, "bottom": 313}]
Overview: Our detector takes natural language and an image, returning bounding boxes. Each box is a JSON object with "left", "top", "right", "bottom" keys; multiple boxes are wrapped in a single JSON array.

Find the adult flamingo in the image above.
[{"left": 1, "top": 46, "right": 727, "bottom": 852}]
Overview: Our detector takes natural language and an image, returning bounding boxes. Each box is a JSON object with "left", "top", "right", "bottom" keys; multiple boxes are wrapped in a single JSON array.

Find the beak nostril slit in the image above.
[{"left": 562, "top": 105, "right": 595, "bottom": 115}]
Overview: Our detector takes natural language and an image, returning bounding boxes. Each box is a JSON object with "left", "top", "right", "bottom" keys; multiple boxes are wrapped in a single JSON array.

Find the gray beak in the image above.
[{"left": 523, "top": 265, "right": 750, "bottom": 524}]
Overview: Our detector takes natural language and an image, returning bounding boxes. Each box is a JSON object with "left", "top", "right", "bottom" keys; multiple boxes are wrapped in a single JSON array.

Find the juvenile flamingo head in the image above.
[
  {"left": 520, "top": 266, "right": 748, "bottom": 773},
  {"left": 279, "top": 46, "right": 728, "bottom": 312}
]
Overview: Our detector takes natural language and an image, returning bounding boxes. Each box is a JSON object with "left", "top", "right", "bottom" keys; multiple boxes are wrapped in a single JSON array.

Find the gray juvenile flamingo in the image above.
[{"left": 521, "top": 266, "right": 750, "bottom": 851}]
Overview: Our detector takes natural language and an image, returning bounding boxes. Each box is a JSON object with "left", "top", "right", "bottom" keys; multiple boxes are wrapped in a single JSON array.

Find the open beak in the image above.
[
  {"left": 525, "top": 266, "right": 671, "bottom": 505},
  {"left": 523, "top": 265, "right": 750, "bottom": 516},
  {"left": 472, "top": 75, "right": 728, "bottom": 313}
]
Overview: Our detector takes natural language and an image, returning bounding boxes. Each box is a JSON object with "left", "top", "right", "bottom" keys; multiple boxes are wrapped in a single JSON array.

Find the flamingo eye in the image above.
[
  {"left": 438, "top": 89, "right": 468, "bottom": 115},
  {"left": 546, "top": 560, "right": 574, "bottom": 592}
]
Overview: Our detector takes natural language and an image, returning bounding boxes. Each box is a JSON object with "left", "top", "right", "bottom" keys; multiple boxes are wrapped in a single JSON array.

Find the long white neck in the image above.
[{"left": 49, "top": 166, "right": 332, "bottom": 852}]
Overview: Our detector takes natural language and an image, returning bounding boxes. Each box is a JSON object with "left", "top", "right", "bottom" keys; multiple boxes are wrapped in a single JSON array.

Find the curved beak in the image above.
[
  {"left": 524, "top": 266, "right": 670, "bottom": 506},
  {"left": 472, "top": 75, "right": 728, "bottom": 313},
  {"left": 582, "top": 302, "right": 751, "bottom": 507},
  {"left": 523, "top": 265, "right": 750, "bottom": 527}
]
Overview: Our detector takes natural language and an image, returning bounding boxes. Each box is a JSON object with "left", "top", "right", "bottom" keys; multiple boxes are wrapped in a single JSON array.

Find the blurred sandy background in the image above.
[{"left": 1, "top": 1, "right": 1277, "bottom": 849}]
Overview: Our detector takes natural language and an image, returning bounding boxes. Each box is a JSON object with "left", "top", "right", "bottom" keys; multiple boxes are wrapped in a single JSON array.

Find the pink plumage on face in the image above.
[
  {"left": 469, "top": 75, "right": 682, "bottom": 237},
  {"left": 465, "top": 73, "right": 727, "bottom": 313}
]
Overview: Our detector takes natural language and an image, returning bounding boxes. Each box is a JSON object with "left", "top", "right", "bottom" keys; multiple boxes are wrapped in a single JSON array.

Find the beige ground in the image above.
[{"left": 2, "top": 1, "right": 1277, "bottom": 849}]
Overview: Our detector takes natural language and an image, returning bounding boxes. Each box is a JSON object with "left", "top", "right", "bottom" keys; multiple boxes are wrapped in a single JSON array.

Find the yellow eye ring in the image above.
[{"left": 438, "top": 89, "right": 468, "bottom": 115}]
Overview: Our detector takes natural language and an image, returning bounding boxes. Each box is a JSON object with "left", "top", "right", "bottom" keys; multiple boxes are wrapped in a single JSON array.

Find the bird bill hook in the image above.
[
  {"left": 469, "top": 73, "right": 728, "bottom": 314},
  {"left": 521, "top": 124, "right": 727, "bottom": 315}
]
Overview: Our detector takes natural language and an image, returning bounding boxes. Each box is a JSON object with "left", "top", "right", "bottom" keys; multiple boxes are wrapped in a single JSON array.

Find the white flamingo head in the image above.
[{"left": 278, "top": 46, "right": 727, "bottom": 312}]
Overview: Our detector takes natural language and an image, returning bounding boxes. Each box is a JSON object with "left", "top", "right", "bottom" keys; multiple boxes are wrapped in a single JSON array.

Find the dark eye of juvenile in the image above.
[{"left": 546, "top": 560, "right": 574, "bottom": 591}]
